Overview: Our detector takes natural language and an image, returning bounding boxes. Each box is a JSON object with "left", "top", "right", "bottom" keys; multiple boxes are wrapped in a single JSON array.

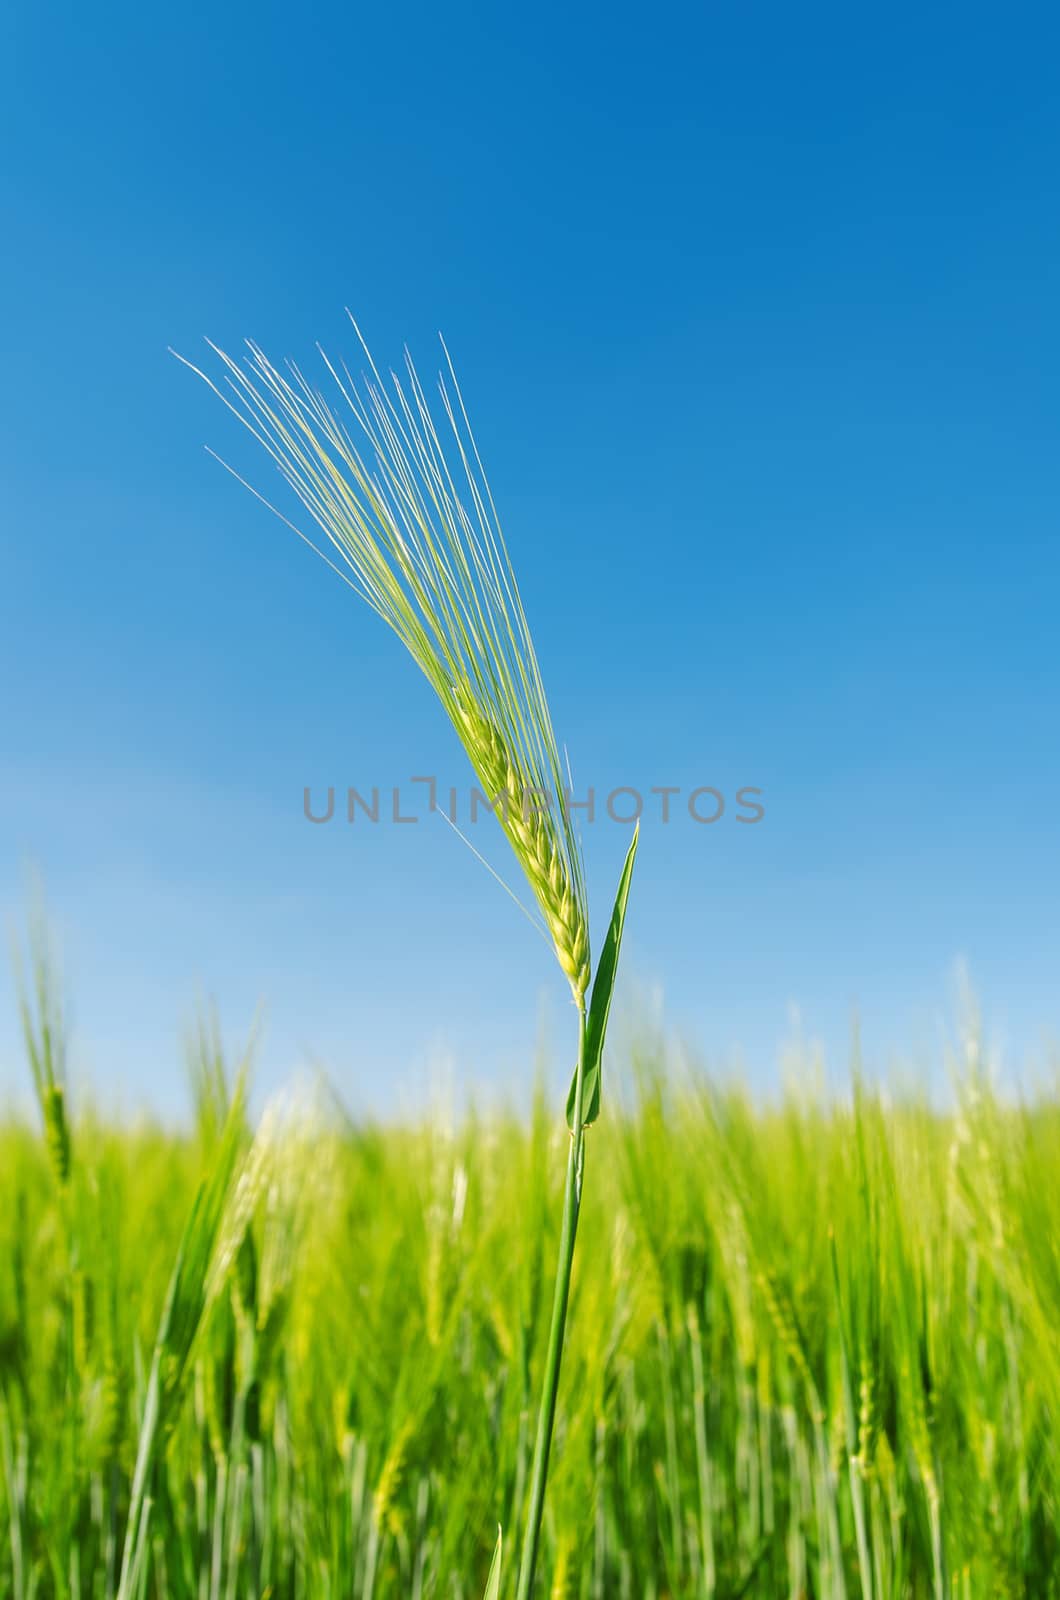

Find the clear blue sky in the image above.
[{"left": 2, "top": 2, "right": 1058, "bottom": 1116}]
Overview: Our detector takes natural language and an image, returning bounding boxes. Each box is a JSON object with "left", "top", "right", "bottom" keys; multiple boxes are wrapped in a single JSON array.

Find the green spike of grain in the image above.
[
  {"left": 454, "top": 688, "right": 589, "bottom": 998},
  {"left": 857, "top": 1361, "right": 877, "bottom": 1479},
  {"left": 373, "top": 1419, "right": 414, "bottom": 1539},
  {"left": 177, "top": 331, "right": 591, "bottom": 1005},
  {"left": 756, "top": 1267, "right": 822, "bottom": 1425},
  {"left": 550, "top": 1538, "right": 579, "bottom": 1600},
  {"left": 72, "top": 1268, "right": 94, "bottom": 1372},
  {"left": 43, "top": 1083, "right": 71, "bottom": 1187},
  {"left": 100, "top": 1355, "right": 125, "bottom": 1462},
  {"left": 901, "top": 1354, "right": 938, "bottom": 1510},
  {"left": 15, "top": 913, "right": 74, "bottom": 1186}
]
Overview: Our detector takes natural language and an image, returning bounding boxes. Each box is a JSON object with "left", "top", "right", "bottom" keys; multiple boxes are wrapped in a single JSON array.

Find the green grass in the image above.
[{"left": 2, "top": 1009, "right": 1059, "bottom": 1598}]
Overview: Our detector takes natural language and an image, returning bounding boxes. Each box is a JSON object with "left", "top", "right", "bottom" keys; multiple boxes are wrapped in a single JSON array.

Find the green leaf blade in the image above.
[
  {"left": 566, "top": 823, "right": 639, "bottom": 1131},
  {"left": 483, "top": 1528, "right": 502, "bottom": 1600}
]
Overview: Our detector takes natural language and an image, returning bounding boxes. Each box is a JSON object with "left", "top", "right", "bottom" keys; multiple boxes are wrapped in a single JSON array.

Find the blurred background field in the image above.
[{"left": 3, "top": 974, "right": 1059, "bottom": 1600}]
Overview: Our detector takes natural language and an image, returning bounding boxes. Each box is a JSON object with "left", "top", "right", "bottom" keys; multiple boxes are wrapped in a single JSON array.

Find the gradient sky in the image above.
[{"left": 3, "top": 2, "right": 1058, "bottom": 1117}]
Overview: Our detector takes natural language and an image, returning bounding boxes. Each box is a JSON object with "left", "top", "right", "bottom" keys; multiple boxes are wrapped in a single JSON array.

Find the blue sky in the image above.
[{"left": 2, "top": 2, "right": 1059, "bottom": 1116}]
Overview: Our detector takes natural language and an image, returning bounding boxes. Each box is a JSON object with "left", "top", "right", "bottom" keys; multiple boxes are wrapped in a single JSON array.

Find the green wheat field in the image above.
[{"left": 3, "top": 971, "right": 1059, "bottom": 1600}]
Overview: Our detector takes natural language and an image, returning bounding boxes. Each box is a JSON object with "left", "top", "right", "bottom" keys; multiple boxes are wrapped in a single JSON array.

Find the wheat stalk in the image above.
[{"left": 179, "top": 321, "right": 638, "bottom": 1599}]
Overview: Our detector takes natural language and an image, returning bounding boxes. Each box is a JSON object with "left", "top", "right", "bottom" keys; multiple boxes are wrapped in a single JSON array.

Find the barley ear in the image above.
[
  {"left": 13, "top": 910, "right": 72, "bottom": 1187},
  {"left": 454, "top": 685, "right": 590, "bottom": 1000},
  {"left": 179, "top": 330, "right": 591, "bottom": 1002}
]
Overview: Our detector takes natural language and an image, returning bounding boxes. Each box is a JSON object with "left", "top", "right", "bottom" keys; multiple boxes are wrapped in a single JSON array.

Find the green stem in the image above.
[{"left": 515, "top": 1006, "right": 588, "bottom": 1600}]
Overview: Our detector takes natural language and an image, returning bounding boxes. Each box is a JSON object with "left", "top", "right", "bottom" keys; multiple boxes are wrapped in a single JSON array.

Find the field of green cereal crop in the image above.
[{"left": 2, "top": 955, "right": 1059, "bottom": 1599}]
